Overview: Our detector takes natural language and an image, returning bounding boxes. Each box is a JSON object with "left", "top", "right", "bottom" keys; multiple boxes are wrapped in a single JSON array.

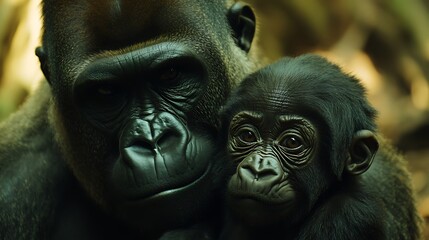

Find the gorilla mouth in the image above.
[
  {"left": 111, "top": 135, "right": 214, "bottom": 202},
  {"left": 228, "top": 176, "right": 295, "bottom": 205},
  {"left": 132, "top": 161, "right": 212, "bottom": 201},
  {"left": 229, "top": 189, "right": 292, "bottom": 205},
  {"left": 127, "top": 158, "right": 211, "bottom": 201},
  {"left": 110, "top": 152, "right": 215, "bottom": 230}
]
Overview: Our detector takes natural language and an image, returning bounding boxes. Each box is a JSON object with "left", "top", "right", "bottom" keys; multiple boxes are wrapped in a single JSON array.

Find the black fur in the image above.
[
  {"left": 0, "top": 1, "right": 257, "bottom": 239},
  {"left": 220, "top": 54, "right": 421, "bottom": 240}
]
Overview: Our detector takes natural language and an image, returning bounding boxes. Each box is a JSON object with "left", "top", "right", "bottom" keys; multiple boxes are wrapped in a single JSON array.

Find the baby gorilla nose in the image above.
[{"left": 238, "top": 154, "right": 283, "bottom": 183}]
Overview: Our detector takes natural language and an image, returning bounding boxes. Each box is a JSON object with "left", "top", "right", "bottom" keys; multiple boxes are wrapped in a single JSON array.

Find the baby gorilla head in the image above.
[
  {"left": 219, "top": 54, "right": 421, "bottom": 240},
  {"left": 226, "top": 110, "right": 318, "bottom": 226}
]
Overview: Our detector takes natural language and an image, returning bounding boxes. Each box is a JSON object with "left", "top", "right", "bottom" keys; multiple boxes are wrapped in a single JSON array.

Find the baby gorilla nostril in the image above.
[
  {"left": 240, "top": 162, "right": 280, "bottom": 182},
  {"left": 255, "top": 168, "right": 278, "bottom": 181}
]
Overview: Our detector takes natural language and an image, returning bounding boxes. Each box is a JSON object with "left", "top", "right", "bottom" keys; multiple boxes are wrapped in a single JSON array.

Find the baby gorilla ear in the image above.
[{"left": 346, "top": 130, "right": 379, "bottom": 175}]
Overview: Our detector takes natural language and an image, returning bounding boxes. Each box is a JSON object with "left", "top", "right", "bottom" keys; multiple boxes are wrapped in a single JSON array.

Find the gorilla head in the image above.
[{"left": 36, "top": 0, "right": 257, "bottom": 237}]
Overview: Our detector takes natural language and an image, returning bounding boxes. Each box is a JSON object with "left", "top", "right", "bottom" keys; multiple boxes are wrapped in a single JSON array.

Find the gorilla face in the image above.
[
  {"left": 69, "top": 42, "right": 216, "bottom": 220},
  {"left": 225, "top": 110, "right": 320, "bottom": 226},
  {"left": 38, "top": 0, "right": 256, "bottom": 234}
]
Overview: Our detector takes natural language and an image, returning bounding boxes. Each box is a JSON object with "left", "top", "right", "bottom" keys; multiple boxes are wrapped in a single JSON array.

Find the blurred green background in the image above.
[{"left": 1, "top": 0, "right": 428, "bottom": 237}]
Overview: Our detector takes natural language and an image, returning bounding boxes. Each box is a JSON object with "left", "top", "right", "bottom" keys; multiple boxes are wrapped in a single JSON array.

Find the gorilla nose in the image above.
[
  {"left": 238, "top": 155, "right": 283, "bottom": 182},
  {"left": 119, "top": 113, "right": 189, "bottom": 171},
  {"left": 130, "top": 128, "right": 178, "bottom": 152},
  {"left": 242, "top": 165, "right": 277, "bottom": 181}
]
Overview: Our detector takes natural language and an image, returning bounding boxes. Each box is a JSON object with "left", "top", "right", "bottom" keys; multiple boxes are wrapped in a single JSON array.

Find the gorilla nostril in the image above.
[
  {"left": 256, "top": 168, "right": 278, "bottom": 181},
  {"left": 156, "top": 129, "right": 182, "bottom": 150},
  {"left": 241, "top": 165, "right": 257, "bottom": 180},
  {"left": 241, "top": 164, "right": 278, "bottom": 181},
  {"left": 122, "top": 140, "right": 155, "bottom": 162},
  {"left": 132, "top": 140, "right": 155, "bottom": 150}
]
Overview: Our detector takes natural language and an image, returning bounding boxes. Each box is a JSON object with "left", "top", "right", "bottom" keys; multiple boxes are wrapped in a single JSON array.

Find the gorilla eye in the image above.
[
  {"left": 159, "top": 67, "right": 179, "bottom": 82},
  {"left": 82, "top": 82, "right": 127, "bottom": 108},
  {"left": 281, "top": 135, "right": 304, "bottom": 150},
  {"left": 91, "top": 83, "right": 124, "bottom": 98},
  {"left": 96, "top": 85, "right": 114, "bottom": 95},
  {"left": 238, "top": 130, "right": 257, "bottom": 143}
]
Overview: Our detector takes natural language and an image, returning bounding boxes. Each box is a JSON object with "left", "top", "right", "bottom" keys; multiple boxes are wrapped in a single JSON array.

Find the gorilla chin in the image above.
[
  {"left": 113, "top": 161, "right": 215, "bottom": 232},
  {"left": 108, "top": 132, "right": 217, "bottom": 231}
]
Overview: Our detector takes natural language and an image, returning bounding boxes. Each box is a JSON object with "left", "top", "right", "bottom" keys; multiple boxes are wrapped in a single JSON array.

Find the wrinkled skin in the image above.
[
  {"left": 219, "top": 54, "right": 421, "bottom": 240},
  {"left": 0, "top": 1, "right": 258, "bottom": 239},
  {"left": 226, "top": 111, "right": 317, "bottom": 227}
]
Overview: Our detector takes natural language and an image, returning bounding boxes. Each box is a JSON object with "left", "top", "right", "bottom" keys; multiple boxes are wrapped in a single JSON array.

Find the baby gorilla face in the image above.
[
  {"left": 219, "top": 55, "right": 419, "bottom": 240},
  {"left": 226, "top": 110, "right": 318, "bottom": 226}
]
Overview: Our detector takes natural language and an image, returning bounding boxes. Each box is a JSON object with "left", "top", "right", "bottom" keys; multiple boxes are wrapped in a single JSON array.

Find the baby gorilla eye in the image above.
[
  {"left": 281, "top": 135, "right": 304, "bottom": 150},
  {"left": 238, "top": 130, "right": 257, "bottom": 143}
]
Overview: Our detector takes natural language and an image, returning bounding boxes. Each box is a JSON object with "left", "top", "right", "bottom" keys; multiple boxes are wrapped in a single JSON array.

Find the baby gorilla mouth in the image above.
[{"left": 227, "top": 173, "right": 295, "bottom": 205}]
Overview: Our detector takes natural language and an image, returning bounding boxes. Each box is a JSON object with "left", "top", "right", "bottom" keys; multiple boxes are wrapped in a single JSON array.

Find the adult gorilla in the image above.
[{"left": 0, "top": 0, "right": 257, "bottom": 239}]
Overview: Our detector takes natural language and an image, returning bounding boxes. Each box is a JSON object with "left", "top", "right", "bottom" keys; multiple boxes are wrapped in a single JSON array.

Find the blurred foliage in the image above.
[
  {"left": 1, "top": 0, "right": 429, "bottom": 237},
  {"left": 245, "top": 0, "right": 429, "bottom": 143},
  {"left": 0, "top": 0, "right": 42, "bottom": 120}
]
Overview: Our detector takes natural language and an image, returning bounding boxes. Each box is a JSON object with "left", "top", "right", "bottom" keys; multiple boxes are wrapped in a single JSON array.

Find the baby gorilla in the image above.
[{"left": 219, "top": 54, "right": 421, "bottom": 240}]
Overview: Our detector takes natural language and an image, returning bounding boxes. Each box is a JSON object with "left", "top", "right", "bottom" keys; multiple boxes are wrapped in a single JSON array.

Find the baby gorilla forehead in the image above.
[
  {"left": 241, "top": 88, "right": 296, "bottom": 115},
  {"left": 240, "top": 79, "right": 329, "bottom": 125}
]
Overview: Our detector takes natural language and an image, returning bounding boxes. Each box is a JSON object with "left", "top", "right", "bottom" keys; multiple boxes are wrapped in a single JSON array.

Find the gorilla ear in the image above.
[
  {"left": 346, "top": 130, "right": 379, "bottom": 175},
  {"left": 227, "top": 2, "right": 256, "bottom": 53},
  {"left": 35, "top": 46, "right": 51, "bottom": 85}
]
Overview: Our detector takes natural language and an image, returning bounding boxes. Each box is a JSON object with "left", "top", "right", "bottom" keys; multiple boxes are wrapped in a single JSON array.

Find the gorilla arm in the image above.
[{"left": 0, "top": 82, "right": 71, "bottom": 239}]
